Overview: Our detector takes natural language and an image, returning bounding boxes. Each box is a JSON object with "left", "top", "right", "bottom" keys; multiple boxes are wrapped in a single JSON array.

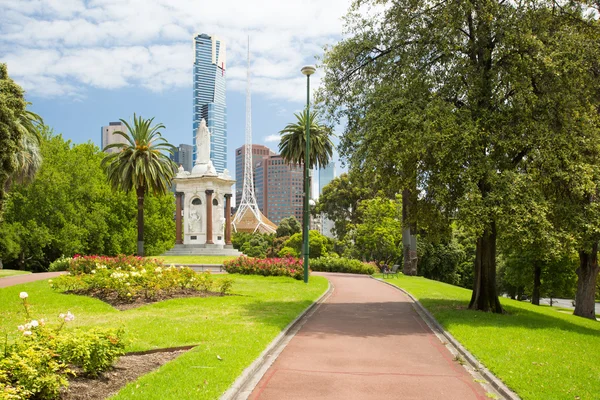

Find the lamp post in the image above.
[{"left": 301, "top": 65, "right": 316, "bottom": 284}]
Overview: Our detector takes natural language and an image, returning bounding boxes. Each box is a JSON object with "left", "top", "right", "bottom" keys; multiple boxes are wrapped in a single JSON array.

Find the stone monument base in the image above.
[{"left": 162, "top": 244, "right": 242, "bottom": 257}]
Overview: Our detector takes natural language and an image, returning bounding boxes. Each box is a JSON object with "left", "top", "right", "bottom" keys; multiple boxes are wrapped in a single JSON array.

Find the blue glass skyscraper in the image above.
[{"left": 193, "top": 33, "right": 227, "bottom": 172}]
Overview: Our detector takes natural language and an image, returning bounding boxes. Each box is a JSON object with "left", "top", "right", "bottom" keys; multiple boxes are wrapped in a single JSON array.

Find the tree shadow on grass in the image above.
[{"left": 417, "top": 298, "right": 600, "bottom": 338}]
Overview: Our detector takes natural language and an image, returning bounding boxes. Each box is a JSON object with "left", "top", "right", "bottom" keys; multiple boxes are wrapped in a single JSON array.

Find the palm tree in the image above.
[
  {"left": 101, "top": 114, "right": 176, "bottom": 256},
  {"left": 278, "top": 110, "right": 334, "bottom": 169},
  {"left": 5, "top": 109, "right": 43, "bottom": 191}
]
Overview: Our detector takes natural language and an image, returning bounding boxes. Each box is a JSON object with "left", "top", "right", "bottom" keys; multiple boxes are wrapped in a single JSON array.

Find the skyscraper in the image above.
[
  {"left": 193, "top": 33, "right": 227, "bottom": 172},
  {"left": 100, "top": 122, "right": 127, "bottom": 153},
  {"left": 256, "top": 155, "right": 305, "bottom": 225},
  {"left": 235, "top": 144, "right": 275, "bottom": 209},
  {"left": 171, "top": 144, "right": 194, "bottom": 172}
]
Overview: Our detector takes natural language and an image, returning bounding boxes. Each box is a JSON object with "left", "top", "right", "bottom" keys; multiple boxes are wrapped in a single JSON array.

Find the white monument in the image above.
[{"left": 163, "top": 119, "right": 240, "bottom": 256}]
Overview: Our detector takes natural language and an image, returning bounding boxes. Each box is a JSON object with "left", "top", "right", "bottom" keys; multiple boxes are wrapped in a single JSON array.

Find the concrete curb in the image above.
[
  {"left": 221, "top": 280, "right": 334, "bottom": 400},
  {"left": 372, "top": 276, "right": 520, "bottom": 400}
]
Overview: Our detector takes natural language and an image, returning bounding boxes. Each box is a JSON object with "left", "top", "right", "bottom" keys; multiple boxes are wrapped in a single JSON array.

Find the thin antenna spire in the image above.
[{"left": 232, "top": 36, "right": 276, "bottom": 234}]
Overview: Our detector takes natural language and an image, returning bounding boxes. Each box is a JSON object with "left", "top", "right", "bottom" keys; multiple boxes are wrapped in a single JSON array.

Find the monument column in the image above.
[
  {"left": 175, "top": 192, "right": 183, "bottom": 244},
  {"left": 205, "top": 190, "right": 214, "bottom": 244},
  {"left": 224, "top": 194, "right": 232, "bottom": 245}
]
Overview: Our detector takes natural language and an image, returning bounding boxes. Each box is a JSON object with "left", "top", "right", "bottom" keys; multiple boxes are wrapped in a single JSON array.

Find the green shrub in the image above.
[
  {"left": 278, "top": 246, "right": 299, "bottom": 258},
  {"left": 48, "top": 256, "right": 72, "bottom": 272},
  {"left": 0, "top": 293, "right": 126, "bottom": 399},
  {"left": 283, "top": 230, "right": 333, "bottom": 259},
  {"left": 0, "top": 345, "right": 68, "bottom": 400},
  {"left": 310, "top": 257, "right": 377, "bottom": 275},
  {"left": 223, "top": 256, "right": 305, "bottom": 280},
  {"left": 53, "top": 328, "right": 126, "bottom": 377}
]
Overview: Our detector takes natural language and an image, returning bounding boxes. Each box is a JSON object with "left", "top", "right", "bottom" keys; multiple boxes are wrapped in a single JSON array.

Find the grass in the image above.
[
  {"left": 376, "top": 274, "right": 600, "bottom": 400},
  {"left": 0, "top": 274, "right": 328, "bottom": 399},
  {"left": 151, "top": 255, "right": 239, "bottom": 265},
  {"left": 0, "top": 269, "right": 31, "bottom": 278}
]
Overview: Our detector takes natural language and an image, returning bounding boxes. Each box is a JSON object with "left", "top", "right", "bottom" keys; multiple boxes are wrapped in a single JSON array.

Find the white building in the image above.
[{"left": 101, "top": 122, "right": 128, "bottom": 153}]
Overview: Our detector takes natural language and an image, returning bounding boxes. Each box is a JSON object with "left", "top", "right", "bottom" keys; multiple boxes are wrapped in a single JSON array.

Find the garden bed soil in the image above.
[
  {"left": 65, "top": 289, "right": 225, "bottom": 310},
  {"left": 61, "top": 348, "right": 190, "bottom": 400}
]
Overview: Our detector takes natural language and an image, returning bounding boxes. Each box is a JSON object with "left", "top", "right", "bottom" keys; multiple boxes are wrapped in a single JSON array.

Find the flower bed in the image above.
[
  {"left": 309, "top": 257, "right": 378, "bottom": 275},
  {"left": 223, "top": 256, "right": 306, "bottom": 280},
  {"left": 0, "top": 293, "right": 125, "bottom": 399},
  {"left": 51, "top": 255, "right": 233, "bottom": 308}
]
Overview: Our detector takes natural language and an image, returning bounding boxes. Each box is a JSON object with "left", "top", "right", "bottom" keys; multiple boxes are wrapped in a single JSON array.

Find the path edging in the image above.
[
  {"left": 220, "top": 280, "right": 333, "bottom": 400},
  {"left": 371, "top": 276, "right": 520, "bottom": 400}
]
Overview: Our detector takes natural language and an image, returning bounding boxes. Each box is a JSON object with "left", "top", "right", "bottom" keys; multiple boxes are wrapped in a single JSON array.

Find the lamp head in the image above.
[{"left": 301, "top": 65, "right": 316, "bottom": 76}]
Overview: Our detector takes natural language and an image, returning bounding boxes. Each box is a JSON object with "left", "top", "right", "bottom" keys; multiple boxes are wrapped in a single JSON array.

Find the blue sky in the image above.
[{"left": 0, "top": 0, "right": 352, "bottom": 188}]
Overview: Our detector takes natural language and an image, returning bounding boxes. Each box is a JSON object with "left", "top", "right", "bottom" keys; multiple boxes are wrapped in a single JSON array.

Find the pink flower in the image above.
[
  {"left": 17, "top": 325, "right": 25, "bottom": 331},
  {"left": 23, "top": 331, "right": 32, "bottom": 336}
]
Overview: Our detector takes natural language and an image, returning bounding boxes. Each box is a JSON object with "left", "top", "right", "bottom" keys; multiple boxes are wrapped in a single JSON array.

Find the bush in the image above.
[
  {"left": 0, "top": 293, "right": 125, "bottom": 399},
  {"left": 51, "top": 255, "right": 233, "bottom": 304},
  {"left": 223, "top": 256, "right": 306, "bottom": 280},
  {"left": 310, "top": 257, "right": 377, "bottom": 275},
  {"left": 48, "top": 256, "right": 72, "bottom": 272},
  {"left": 278, "top": 246, "right": 299, "bottom": 258},
  {"left": 283, "top": 230, "right": 333, "bottom": 259}
]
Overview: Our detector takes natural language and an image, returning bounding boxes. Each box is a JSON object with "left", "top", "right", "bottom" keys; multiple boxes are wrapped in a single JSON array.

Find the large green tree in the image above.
[
  {"left": 320, "top": 0, "right": 600, "bottom": 314},
  {"left": 0, "top": 128, "right": 175, "bottom": 270},
  {"left": 102, "top": 114, "right": 176, "bottom": 256}
]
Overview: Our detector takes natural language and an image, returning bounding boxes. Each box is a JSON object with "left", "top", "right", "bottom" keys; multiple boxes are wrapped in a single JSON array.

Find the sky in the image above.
[{"left": 0, "top": 0, "right": 351, "bottom": 194}]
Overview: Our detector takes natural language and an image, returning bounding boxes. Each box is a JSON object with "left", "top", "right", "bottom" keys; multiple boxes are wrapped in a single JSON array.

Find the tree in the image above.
[
  {"left": 102, "top": 114, "right": 176, "bottom": 256},
  {"left": 0, "top": 63, "right": 28, "bottom": 210},
  {"left": 319, "top": 0, "right": 600, "bottom": 314},
  {"left": 276, "top": 216, "right": 301, "bottom": 238},
  {"left": 278, "top": 110, "right": 333, "bottom": 169},
  {"left": 352, "top": 196, "right": 402, "bottom": 267},
  {"left": 0, "top": 129, "right": 175, "bottom": 270},
  {"left": 315, "top": 172, "right": 370, "bottom": 240},
  {"left": 284, "top": 230, "right": 333, "bottom": 259}
]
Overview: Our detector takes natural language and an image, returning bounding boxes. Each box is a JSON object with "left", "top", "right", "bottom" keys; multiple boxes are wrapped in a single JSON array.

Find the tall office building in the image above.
[
  {"left": 235, "top": 144, "right": 275, "bottom": 209},
  {"left": 171, "top": 144, "right": 194, "bottom": 172},
  {"left": 319, "top": 162, "right": 336, "bottom": 238},
  {"left": 193, "top": 33, "right": 227, "bottom": 172},
  {"left": 100, "top": 122, "right": 127, "bottom": 153},
  {"left": 256, "top": 155, "right": 304, "bottom": 225}
]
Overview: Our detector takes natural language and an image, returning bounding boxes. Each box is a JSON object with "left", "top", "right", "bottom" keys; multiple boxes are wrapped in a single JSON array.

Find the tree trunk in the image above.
[
  {"left": 402, "top": 187, "right": 418, "bottom": 275},
  {"left": 574, "top": 243, "right": 598, "bottom": 319},
  {"left": 137, "top": 186, "right": 145, "bottom": 257},
  {"left": 468, "top": 221, "right": 503, "bottom": 313},
  {"left": 532, "top": 263, "right": 541, "bottom": 306}
]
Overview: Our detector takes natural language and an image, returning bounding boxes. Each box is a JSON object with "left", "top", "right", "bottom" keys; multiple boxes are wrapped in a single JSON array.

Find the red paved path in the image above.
[
  {"left": 249, "top": 273, "right": 488, "bottom": 400},
  {"left": 0, "top": 272, "right": 63, "bottom": 288}
]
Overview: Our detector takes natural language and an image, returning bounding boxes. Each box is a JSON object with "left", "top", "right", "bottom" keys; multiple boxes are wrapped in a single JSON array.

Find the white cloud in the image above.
[
  {"left": 264, "top": 134, "right": 280, "bottom": 143},
  {"left": 0, "top": 0, "right": 349, "bottom": 101}
]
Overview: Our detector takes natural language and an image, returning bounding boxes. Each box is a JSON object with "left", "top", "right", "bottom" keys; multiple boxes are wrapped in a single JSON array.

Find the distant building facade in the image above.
[
  {"left": 171, "top": 144, "right": 194, "bottom": 172},
  {"left": 319, "top": 162, "right": 336, "bottom": 238},
  {"left": 235, "top": 144, "right": 275, "bottom": 209},
  {"left": 256, "top": 155, "right": 304, "bottom": 225},
  {"left": 100, "top": 122, "right": 127, "bottom": 153},
  {"left": 193, "top": 33, "right": 227, "bottom": 172}
]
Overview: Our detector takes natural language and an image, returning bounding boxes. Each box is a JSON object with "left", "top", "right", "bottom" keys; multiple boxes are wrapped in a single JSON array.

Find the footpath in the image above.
[
  {"left": 248, "top": 273, "right": 490, "bottom": 400},
  {"left": 0, "top": 272, "right": 63, "bottom": 288}
]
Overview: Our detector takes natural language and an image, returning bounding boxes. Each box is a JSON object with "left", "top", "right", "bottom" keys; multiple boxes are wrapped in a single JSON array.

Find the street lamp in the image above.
[{"left": 301, "top": 65, "right": 316, "bottom": 284}]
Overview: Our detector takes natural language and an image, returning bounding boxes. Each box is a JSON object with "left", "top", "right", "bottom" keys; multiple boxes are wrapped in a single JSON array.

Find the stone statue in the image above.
[
  {"left": 195, "top": 119, "right": 211, "bottom": 165},
  {"left": 188, "top": 208, "right": 202, "bottom": 232}
]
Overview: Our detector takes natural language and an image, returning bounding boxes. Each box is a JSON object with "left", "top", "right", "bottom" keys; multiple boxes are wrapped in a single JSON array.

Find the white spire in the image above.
[{"left": 232, "top": 36, "right": 276, "bottom": 234}]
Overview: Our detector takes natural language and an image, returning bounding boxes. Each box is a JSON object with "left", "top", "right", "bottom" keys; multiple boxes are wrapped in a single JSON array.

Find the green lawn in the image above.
[
  {"left": 377, "top": 274, "right": 600, "bottom": 400},
  {"left": 0, "top": 269, "right": 31, "bottom": 278},
  {"left": 0, "top": 275, "right": 328, "bottom": 399},
  {"left": 152, "top": 255, "right": 239, "bottom": 265}
]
